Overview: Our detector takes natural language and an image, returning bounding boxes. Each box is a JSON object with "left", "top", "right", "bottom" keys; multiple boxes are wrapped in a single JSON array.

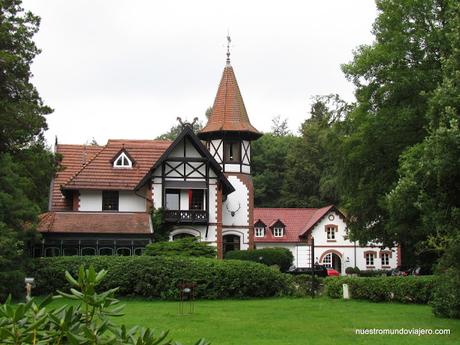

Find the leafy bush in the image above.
[
  {"left": 144, "top": 237, "right": 216, "bottom": 258},
  {"left": 345, "top": 267, "right": 354, "bottom": 275},
  {"left": 224, "top": 248, "right": 294, "bottom": 272},
  {"left": 431, "top": 236, "right": 460, "bottom": 318},
  {"left": 358, "top": 269, "right": 390, "bottom": 277},
  {"left": 290, "top": 274, "right": 324, "bottom": 297},
  {"left": 0, "top": 265, "right": 207, "bottom": 344},
  {"left": 30, "top": 256, "right": 293, "bottom": 299},
  {"left": 324, "top": 276, "right": 436, "bottom": 304}
]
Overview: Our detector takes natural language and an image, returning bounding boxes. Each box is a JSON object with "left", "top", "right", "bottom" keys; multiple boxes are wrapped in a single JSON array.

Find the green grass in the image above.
[{"left": 48, "top": 297, "right": 460, "bottom": 345}]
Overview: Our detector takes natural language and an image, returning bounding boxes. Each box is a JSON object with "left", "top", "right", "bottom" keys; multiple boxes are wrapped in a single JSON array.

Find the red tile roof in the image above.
[
  {"left": 51, "top": 145, "right": 103, "bottom": 211},
  {"left": 253, "top": 206, "right": 334, "bottom": 243},
  {"left": 62, "top": 139, "right": 171, "bottom": 191},
  {"left": 37, "top": 212, "right": 152, "bottom": 234},
  {"left": 199, "top": 65, "right": 261, "bottom": 137}
]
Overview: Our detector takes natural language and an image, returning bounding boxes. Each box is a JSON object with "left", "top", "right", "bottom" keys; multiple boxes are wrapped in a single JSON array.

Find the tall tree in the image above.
[
  {"left": 252, "top": 132, "right": 298, "bottom": 207},
  {"left": 337, "top": 0, "right": 450, "bottom": 246},
  {"left": 280, "top": 95, "right": 348, "bottom": 207},
  {"left": 0, "top": 0, "right": 54, "bottom": 299},
  {"left": 271, "top": 115, "right": 291, "bottom": 136},
  {"left": 385, "top": 0, "right": 460, "bottom": 266}
]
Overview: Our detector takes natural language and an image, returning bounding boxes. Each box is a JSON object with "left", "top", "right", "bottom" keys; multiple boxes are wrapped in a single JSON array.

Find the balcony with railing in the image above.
[{"left": 164, "top": 210, "right": 208, "bottom": 224}]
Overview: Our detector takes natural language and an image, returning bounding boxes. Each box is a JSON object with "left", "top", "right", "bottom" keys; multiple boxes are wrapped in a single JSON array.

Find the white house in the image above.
[{"left": 37, "top": 47, "right": 399, "bottom": 272}]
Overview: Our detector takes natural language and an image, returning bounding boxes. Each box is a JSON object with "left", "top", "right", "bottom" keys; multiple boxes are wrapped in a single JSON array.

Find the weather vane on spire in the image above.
[{"left": 226, "top": 33, "right": 232, "bottom": 65}]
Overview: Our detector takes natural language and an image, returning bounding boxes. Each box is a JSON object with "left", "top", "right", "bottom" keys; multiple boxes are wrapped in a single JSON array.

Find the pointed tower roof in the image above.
[{"left": 198, "top": 63, "right": 262, "bottom": 140}]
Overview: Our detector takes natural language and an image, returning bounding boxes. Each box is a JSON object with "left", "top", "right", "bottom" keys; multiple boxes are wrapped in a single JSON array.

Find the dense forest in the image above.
[{"left": 1, "top": 0, "right": 459, "bottom": 301}]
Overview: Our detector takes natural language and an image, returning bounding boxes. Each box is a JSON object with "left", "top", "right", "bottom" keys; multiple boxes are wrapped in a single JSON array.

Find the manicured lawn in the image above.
[{"left": 49, "top": 297, "right": 460, "bottom": 345}]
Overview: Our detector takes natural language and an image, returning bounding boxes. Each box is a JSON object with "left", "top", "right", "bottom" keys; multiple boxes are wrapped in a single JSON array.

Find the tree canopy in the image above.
[{"left": 0, "top": 0, "right": 55, "bottom": 299}]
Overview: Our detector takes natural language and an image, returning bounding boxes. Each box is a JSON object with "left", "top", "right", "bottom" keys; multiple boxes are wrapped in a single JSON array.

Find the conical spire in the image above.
[{"left": 199, "top": 60, "right": 261, "bottom": 140}]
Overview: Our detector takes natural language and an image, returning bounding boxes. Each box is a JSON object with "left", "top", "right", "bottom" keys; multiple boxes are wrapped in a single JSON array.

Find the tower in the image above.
[{"left": 198, "top": 37, "right": 262, "bottom": 258}]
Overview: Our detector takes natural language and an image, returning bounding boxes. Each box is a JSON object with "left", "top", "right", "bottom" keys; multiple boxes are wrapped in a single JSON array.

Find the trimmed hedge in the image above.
[
  {"left": 144, "top": 237, "right": 216, "bottom": 257},
  {"left": 29, "top": 256, "right": 293, "bottom": 299},
  {"left": 324, "top": 276, "right": 437, "bottom": 304},
  {"left": 224, "top": 248, "right": 294, "bottom": 272}
]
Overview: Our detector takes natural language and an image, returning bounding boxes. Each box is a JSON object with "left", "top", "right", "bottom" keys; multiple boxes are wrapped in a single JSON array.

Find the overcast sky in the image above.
[{"left": 23, "top": 0, "right": 377, "bottom": 145}]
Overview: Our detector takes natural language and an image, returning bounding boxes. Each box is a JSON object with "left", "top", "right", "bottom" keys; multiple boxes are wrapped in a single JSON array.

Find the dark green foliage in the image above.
[
  {"left": 290, "top": 274, "right": 324, "bottom": 297},
  {"left": 224, "top": 248, "right": 294, "bottom": 272},
  {"left": 385, "top": 0, "right": 460, "bottom": 266},
  {"left": 357, "top": 269, "right": 390, "bottom": 277},
  {"left": 252, "top": 133, "right": 298, "bottom": 207},
  {"left": 324, "top": 276, "right": 436, "bottom": 304},
  {"left": 0, "top": 0, "right": 52, "bottom": 153},
  {"left": 338, "top": 0, "right": 451, "bottom": 248},
  {"left": 150, "top": 208, "right": 173, "bottom": 242},
  {"left": 30, "top": 256, "right": 293, "bottom": 299},
  {"left": 0, "top": 265, "right": 208, "bottom": 344},
  {"left": 144, "top": 237, "right": 216, "bottom": 258},
  {"left": 0, "top": 224, "right": 24, "bottom": 301},
  {"left": 0, "top": 0, "right": 55, "bottom": 300},
  {"left": 431, "top": 236, "right": 460, "bottom": 318},
  {"left": 281, "top": 95, "right": 348, "bottom": 207}
]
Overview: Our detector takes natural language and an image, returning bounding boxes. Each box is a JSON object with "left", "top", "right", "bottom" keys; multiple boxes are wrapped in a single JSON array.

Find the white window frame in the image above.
[
  {"left": 366, "top": 253, "right": 375, "bottom": 266},
  {"left": 322, "top": 253, "right": 332, "bottom": 268},
  {"left": 381, "top": 253, "right": 390, "bottom": 266},
  {"left": 326, "top": 227, "right": 336, "bottom": 240},
  {"left": 273, "top": 227, "right": 284, "bottom": 237},
  {"left": 255, "top": 227, "right": 265, "bottom": 237},
  {"left": 113, "top": 152, "right": 132, "bottom": 168}
]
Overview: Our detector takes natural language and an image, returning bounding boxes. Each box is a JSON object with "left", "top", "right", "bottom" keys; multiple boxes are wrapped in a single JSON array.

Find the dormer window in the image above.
[
  {"left": 254, "top": 220, "right": 266, "bottom": 237},
  {"left": 113, "top": 152, "right": 132, "bottom": 168},
  {"left": 270, "top": 219, "right": 285, "bottom": 237},
  {"left": 255, "top": 227, "right": 265, "bottom": 237},
  {"left": 273, "top": 227, "right": 284, "bottom": 237}
]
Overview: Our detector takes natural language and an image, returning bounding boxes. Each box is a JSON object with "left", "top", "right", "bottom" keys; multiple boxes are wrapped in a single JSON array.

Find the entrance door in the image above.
[
  {"left": 331, "top": 253, "right": 342, "bottom": 273},
  {"left": 322, "top": 252, "right": 342, "bottom": 273},
  {"left": 223, "top": 235, "right": 240, "bottom": 255}
]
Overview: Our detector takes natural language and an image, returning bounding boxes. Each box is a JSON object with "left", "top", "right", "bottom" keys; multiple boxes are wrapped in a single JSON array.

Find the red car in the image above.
[{"left": 326, "top": 268, "right": 340, "bottom": 276}]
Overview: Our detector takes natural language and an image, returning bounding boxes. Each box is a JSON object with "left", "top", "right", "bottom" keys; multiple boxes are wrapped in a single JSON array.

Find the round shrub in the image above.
[
  {"left": 224, "top": 248, "right": 294, "bottom": 272},
  {"left": 345, "top": 267, "right": 354, "bottom": 275},
  {"left": 29, "top": 256, "right": 293, "bottom": 299}
]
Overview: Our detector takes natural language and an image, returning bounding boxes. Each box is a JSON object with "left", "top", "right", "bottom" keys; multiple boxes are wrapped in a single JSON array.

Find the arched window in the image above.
[
  {"left": 81, "top": 247, "right": 96, "bottom": 256},
  {"left": 322, "top": 253, "right": 332, "bottom": 268},
  {"left": 113, "top": 152, "right": 132, "bottom": 168},
  {"left": 133, "top": 248, "right": 144, "bottom": 256},
  {"left": 63, "top": 247, "right": 78, "bottom": 256},
  {"left": 116, "top": 247, "right": 131, "bottom": 256},
  {"left": 172, "top": 233, "right": 196, "bottom": 241},
  {"left": 99, "top": 247, "right": 114, "bottom": 256},
  {"left": 45, "top": 247, "right": 60, "bottom": 257}
]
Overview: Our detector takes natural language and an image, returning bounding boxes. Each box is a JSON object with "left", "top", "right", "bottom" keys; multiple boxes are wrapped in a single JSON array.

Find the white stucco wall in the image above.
[
  {"left": 208, "top": 139, "right": 223, "bottom": 164},
  {"left": 119, "top": 190, "right": 146, "bottom": 212},
  {"left": 208, "top": 183, "right": 217, "bottom": 223},
  {"left": 311, "top": 211, "right": 398, "bottom": 271},
  {"left": 222, "top": 176, "right": 249, "bottom": 227},
  {"left": 79, "top": 190, "right": 102, "bottom": 211},
  {"left": 79, "top": 190, "right": 146, "bottom": 212}
]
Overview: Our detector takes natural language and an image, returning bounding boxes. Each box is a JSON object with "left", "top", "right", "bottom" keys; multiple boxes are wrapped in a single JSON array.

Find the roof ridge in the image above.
[
  {"left": 108, "top": 139, "right": 172, "bottom": 143},
  {"left": 62, "top": 144, "right": 108, "bottom": 187},
  {"left": 254, "top": 207, "right": 321, "bottom": 210}
]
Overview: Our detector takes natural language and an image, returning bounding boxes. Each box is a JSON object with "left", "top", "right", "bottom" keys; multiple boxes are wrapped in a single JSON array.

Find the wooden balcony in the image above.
[{"left": 164, "top": 210, "right": 208, "bottom": 224}]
